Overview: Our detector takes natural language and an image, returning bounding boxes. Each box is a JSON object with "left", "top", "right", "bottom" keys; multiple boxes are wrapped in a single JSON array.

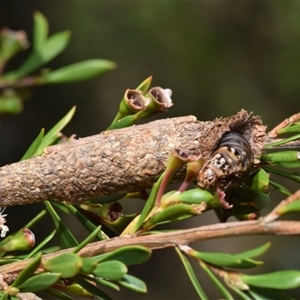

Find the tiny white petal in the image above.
[{"left": 1, "top": 225, "right": 9, "bottom": 238}]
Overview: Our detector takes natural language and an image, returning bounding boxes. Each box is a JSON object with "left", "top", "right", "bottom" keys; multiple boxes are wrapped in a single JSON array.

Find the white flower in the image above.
[{"left": 0, "top": 207, "right": 9, "bottom": 238}]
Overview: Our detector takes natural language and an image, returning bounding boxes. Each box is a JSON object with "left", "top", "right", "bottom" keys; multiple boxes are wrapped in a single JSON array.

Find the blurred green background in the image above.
[{"left": 1, "top": 2, "right": 300, "bottom": 300}]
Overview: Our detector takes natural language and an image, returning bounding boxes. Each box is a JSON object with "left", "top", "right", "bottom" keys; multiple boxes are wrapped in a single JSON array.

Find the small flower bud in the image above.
[{"left": 0, "top": 228, "right": 35, "bottom": 252}]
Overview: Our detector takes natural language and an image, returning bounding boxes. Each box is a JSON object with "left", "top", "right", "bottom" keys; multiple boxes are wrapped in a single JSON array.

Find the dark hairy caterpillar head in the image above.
[{"left": 197, "top": 131, "right": 254, "bottom": 189}]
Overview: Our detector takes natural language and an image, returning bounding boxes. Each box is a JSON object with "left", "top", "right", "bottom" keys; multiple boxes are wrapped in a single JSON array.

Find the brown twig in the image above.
[{"left": 0, "top": 218, "right": 299, "bottom": 276}]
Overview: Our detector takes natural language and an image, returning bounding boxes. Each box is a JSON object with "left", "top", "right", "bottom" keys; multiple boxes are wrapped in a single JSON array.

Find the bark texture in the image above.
[{"left": 0, "top": 110, "right": 266, "bottom": 207}]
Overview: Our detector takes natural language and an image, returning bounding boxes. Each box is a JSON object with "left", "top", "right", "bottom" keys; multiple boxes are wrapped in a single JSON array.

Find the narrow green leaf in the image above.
[
  {"left": 175, "top": 247, "right": 208, "bottom": 300},
  {"left": 136, "top": 76, "right": 152, "bottom": 94},
  {"left": 17, "top": 272, "right": 61, "bottom": 292},
  {"left": 241, "top": 270, "right": 300, "bottom": 289},
  {"left": 43, "top": 253, "right": 82, "bottom": 278},
  {"left": 95, "top": 278, "right": 120, "bottom": 291},
  {"left": 74, "top": 274, "right": 112, "bottom": 300},
  {"left": 261, "top": 150, "right": 300, "bottom": 168},
  {"left": 117, "top": 274, "right": 147, "bottom": 293},
  {"left": 229, "top": 287, "right": 252, "bottom": 300},
  {"left": 277, "top": 199, "right": 300, "bottom": 214},
  {"left": 73, "top": 226, "right": 102, "bottom": 254},
  {"left": 107, "top": 114, "right": 138, "bottom": 130},
  {"left": 96, "top": 245, "right": 151, "bottom": 265},
  {"left": 265, "top": 133, "right": 300, "bottom": 149},
  {"left": 25, "top": 230, "right": 56, "bottom": 259},
  {"left": 21, "top": 128, "right": 44, "bottom": 160},
  {"left": 36, "top": 106, "right": 76, "bottom": 155},
  {"left": 44, "top": 201, "right": 79, "bottom": 248},
  {"left": 164, "top": 188, "right": 215, "bottom": 205},
  {"left": 143, "top": 203, "right": 197, "bottom": 229},
  {"left": 125, "top": 173, "right": 164, "bottom": 234},
  {"left": 261, "top": 151, "right": 300, "bottom": 163},
  {"left": 3, "top": 31, "right": 71, "bottom": 81},
  {"left": 263, "top": 166, "right": 300, "bottom": 184},
  {"left": 277, "top": 123, "right": 300, "bottom": 134},
  {"left": 67, "top": 204, "right": 105, "bottom": 241},
  {"left": 247, "top": 286, "right": 294, "bottom": 300},
  {"left": 93, "top": 260, "right": 127, "bottom": 280},
  {"left": 200, "top": 261, "right": 234, "bottom": 300},
  {"left": 45, "top": 287, "right": 75, "bottom": 300},
  {"left": 33, "top": 11, "right": 48, "bottom": 51},
  {"left": 41, "top": 59, "right": 116, "bottom": 84},
  {"left": 50, "top": 201, "right": 70, "bottom": 214},
  {"left": 191, "top": 250, "right": 262, "bottom": 269},
  {"left": 11, "top": 253, "right": 42, "bottom": 287},
  {"left": 269, "top": 179, "right": 291, "bottom": 196},
  {"left": 23, "top": 31, "right": 71, "bottom": 74},
  {"left": 234, "top": 243, "right": 271, "bottom": 260}
]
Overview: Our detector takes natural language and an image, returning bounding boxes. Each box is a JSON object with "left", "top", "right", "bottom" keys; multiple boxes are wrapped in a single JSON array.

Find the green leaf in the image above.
[
  {"left": 74, "top": 274, "right": 112, "bottom": 300},
  {"left": 107, "top": 114, "right": 138, "bottom": 130},
  {"left": 263, "top": 166, "right": 300, "bottom": 184},
  {"left": 261, "top": 151, "right": 300, "bottom": 168},
  {"left": 229, "top": 287, "right": 252, "bottom": 300},
  {"left": 248, "top": 169, "right": 270, "bottom": 191},
  {"left": 33, "top": 11, "right": 48, "bottom": 51},
  {"left": 269, "top": 179, "right": 291, "bottom": 196},
  {"left": 95, "top": 278, "right": 120, "bottom": 291},
  {"left": 234, "top": 243, "right": 271, "bottom": 260},
  {"left": 43, "top": 253, "right": 82, "bottom": 278},
  {"left": 265, "top": 133, "right": 300, "bottom": 149},
  {"left": 44, "top": 201, "right": 79, "bottom": 248},
  {"left": 93, "top": 260, "right": 127, "bottom": 280},
  {"left": 11, "top": 253, "right": 42, "bottom": 287},
  {"left": 136, "top": 76, "right": 152, "bottom": 94},
  {"left": 142, "top": 203, "right": 199, "bottom": 229},
  {"left": 163, "top": 188, "right": 215, "bottom": 206},
  {"left": 3, "top": 31, "right": 71, "bottom": 81},
  {"left": 72, "top": 226, "right": 102, "bottom": 254},
  {"left": 277, "top": 199, "right": 300, "bottom": 214},
  {"left": 21, "top": 128, "right": 44, "bottom": 160},
  {"left": 241, "top": 270, "right": 300, "bottom": 289},
  {"left": 25, "top": 230, "right": 56, "bottom": 259},
  {"left": 122, "top": 173, "right": 164, "bottom": 235},
  {"left": 45, "top": 287, "right": 75, "bottom": 300},
  {"left": 277, "top": 123, "right": 300, "bottom": 134},
  {"left": 230, "top": 187, "right": 270, "bottom": 212},
  {"left": 36, "top": 106, "right": 76, "bottom": 155},
  {"left": 80, "top": 257, "right": 97, "bottom": 274},
  {"left": 191, "top": 250, "right": 262, "bottom": 269},
  {"left": 50, "top": 201, "right": 70, "bottom": 214},
  {"left": 40, "top": 59, "right": 116, "bottom": 84},
  {"left": 17, "top": 272, "right": 61, "bottom": 292},
  {"left": 247, "top": 286, "right": 294, "bottom": 300},
  {"left": 96, "top": 245, "right": 151, "bottom": 265},
  {"left": 199, "top": 261, "right": 234, "bottom": 300},
  {"left": 67, "top": 205, "right": 105, "bottom": 241},
  {"left": 117, "top": 274, "right": 147, "bottom": 293},
  {"left": 175, "top": 247, "right": 208, "bottom": 300}
]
